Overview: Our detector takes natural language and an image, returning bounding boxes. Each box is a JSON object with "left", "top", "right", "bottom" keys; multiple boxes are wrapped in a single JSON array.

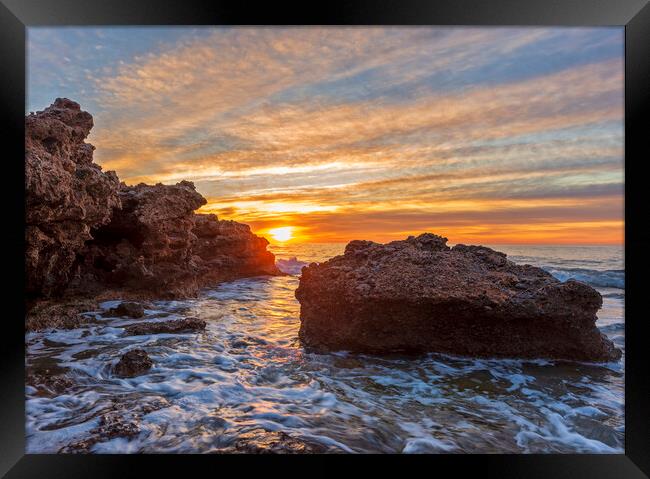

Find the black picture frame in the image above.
[{"left": 2, "top": 0, "right": 648, "bottom": 476}]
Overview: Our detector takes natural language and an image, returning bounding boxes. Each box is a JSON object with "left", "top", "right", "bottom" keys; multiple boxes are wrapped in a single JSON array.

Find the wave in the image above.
[
  {"left": 276, "top": 256, "right": 309, "bottom": 275},
  {"left": 276, "top": 255, "right": 625, "bottom": 289},
  {"left": 544, "top": 267, "right": 624, "bottom": 289}
]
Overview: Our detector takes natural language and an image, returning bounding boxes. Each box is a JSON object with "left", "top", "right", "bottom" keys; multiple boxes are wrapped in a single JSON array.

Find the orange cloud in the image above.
[{"left": 57, "top": 27, "right": 623, "bottom": 245}]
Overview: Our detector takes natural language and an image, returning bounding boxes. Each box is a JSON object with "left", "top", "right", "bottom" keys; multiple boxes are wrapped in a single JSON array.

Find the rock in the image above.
[
  {"left": 25, "top": 98, "right": 280, "bottom": 306},
  {"left": 124, "top": 317, "right": 206, "bottom": 336},
  {"left": 58, "top": 398, "right": 170, "bottom": 453},
  {"left": 229, "top": 429, "right": 328, "bottom": 454},
  {"left": 95, "top": 412, "right": 140, "bottom": 440},
  {"left": 192, "top": 214, "right": 280, "bottom": 282},
  {"left": 113, "top": 349, "right": 153, "bottom": 377},
  {"left": 26, "top": 372, "right": 74, "bottom": 397},
  {"left": 74, "top": 186, "right": 280, "bottom": 298},
  {"left": 295, "top": 233, "right": 622, "bottom": 362},
  {"left": 25, "top": 298, "right": 98, "bottom": 331},
  {"left": 25, "top": 98, "right": 121, "bottom": 298},
  {"left": 75, "top": 181, "right": 206, "bottom": 296},
  {"left": 105, "top": 301, "right": 145, "bottom": 318}
]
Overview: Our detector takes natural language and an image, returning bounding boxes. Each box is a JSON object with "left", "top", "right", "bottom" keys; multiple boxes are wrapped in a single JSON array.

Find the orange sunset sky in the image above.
[{"left": 27, "top": 27, "right": 624, "bottom": 245}]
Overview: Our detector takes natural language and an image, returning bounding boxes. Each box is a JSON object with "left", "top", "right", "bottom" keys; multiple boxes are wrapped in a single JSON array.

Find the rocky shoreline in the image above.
[
  {"left": 24, "top": 98, "right": 622, "bottom": 455},
  {"left": 296, "top": 233, "right": 621, "bottom": 362},
  {"left": 26, "top": 99, "right": 280, "bottom": 330}
]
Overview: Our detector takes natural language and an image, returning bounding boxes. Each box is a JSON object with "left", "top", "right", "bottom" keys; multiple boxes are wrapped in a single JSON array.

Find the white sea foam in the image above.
[
  {"left": 544, "top": 267, "right": 624, "bottom": 289},
  {"left": 26, "top": 244, "right": 624, "bottom": 453},
  {"left": 276, "top": 256, "right": 309, "bottom": 275}
]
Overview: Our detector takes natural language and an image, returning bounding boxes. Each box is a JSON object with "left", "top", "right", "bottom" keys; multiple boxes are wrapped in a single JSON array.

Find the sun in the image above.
[{"left": 267, "top": 226, "right": 294, "bottom": 242}]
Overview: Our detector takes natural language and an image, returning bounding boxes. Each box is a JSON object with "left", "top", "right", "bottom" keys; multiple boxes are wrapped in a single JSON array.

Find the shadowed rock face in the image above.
[
  {"left": 73, "top": 190, "right": 280, "bottom": 297},
  {"left": 296, "top": 233, "right": 622, "bottom": 362},
  {"left": 192, "top": 214, "right": 279, "bottom": 282},
  {"left": 25, "top": 98, "right": 121, "bottom": 298},
  {"left": 74, "top": 180, "right": 208, "bottom": 297},
  {"left": 25, "top": 98, "right": 279, "bottom": 308}
]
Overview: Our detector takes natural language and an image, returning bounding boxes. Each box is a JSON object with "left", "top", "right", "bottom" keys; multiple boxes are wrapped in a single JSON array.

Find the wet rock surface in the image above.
[
  {"left": 26, "top": 372, "right": 75, "bottom": 398},
  {"left": 105, "top": 301, "right": 145, "bottom": 318},
  {"left": 296, "top": 233, "right": 622, "bottom": 362},
  {"left": 58, "top": 398, "right": 170, "bottom": 453},
  {"left": 113, "top": 349, "right": 153, "bottom": 377},
  {"left": 227, "top": 429, "right": 328, "bottom": 454},
  {"left": 124, "top": 317, "right": 206, "bottom": 336},
  {"left": 25, "top": 298, "right": 99, "bottom": 331}
]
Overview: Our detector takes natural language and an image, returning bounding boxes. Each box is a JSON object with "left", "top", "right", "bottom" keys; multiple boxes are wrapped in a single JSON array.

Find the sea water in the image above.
[{"left": 25, "top": 243, "right": 624, "bottom": 453}]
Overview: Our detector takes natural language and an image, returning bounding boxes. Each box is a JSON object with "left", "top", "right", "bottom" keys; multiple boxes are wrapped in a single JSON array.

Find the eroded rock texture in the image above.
[
  {"left": 25, "top": 98, "right": 279, "bottom": 311},
  {"left": 192, "top": 214, "right": 279, "bottom": 283},
  {"left": 72, "top": 185, "right": 280, "bottom": 297},
  {"left": 124, "top": 317, "right": 206, "bottom": 336},
  {"left": 113, "top": 349, "right": 153, "bottom": 377},
  {"left": 296, "top": 233, "right": 621, "bottom": 362},
  {"left": 73, "top": 180, "right": 208, "bottom": 297},
  {"left": 25, "top": 98, "right": 120, "bottom": 298}
]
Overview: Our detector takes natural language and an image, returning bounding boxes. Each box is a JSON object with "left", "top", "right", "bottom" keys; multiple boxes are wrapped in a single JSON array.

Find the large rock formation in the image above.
[
  {"left": 295, "top": 233, "right": 621, "bottom": 362},
  {"left": 71, "top": 183, "right": 280, "bottom": 298},
  {"left": 192, "top": 214, "right": 279, "bottom": 283},
  {"left": 26, "top": 98, "right": 279, "bottom": 308},
  {"left": 25, "top": 98, "right": 121, "bottom": 298}
]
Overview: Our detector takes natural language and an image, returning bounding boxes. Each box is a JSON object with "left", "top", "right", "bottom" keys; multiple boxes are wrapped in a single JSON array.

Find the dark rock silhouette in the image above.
[{"left": 296, "top": 233, "right": 622, "bottom": 362}]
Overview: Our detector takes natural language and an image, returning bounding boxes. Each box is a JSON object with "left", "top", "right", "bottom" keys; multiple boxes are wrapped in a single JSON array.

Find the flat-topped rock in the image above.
[
  {"left": 124, "top": 317, "right": 206, "bottom": 336},
  {"left": 295, "top": 233, "right": 621, "bottom": 362}
]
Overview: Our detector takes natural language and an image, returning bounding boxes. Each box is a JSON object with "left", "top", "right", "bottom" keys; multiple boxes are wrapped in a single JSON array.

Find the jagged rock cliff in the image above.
[
  {"left": 26, "top": 99, "right": 279, "bottom": 307},
  {"left": 295, "top": 233, "right": 621, "bottom": 362},
  {"left": 25, "top": 98, "right": 121, "bottom": 297}
]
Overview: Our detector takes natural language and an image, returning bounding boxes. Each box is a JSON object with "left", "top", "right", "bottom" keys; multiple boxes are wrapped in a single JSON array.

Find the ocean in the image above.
[{"left": 25, "top": 243, "right": 624, "bottom": 453}]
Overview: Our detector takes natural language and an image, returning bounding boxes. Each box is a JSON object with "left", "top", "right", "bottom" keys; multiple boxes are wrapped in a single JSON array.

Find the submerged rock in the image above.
[
  {"left": 228, "top": 429, "right": 328, "bottom": 454},
  {"left": 26, "top": 372, "right": 75, "bottom": 398},
  {"left": 106, "top": 301, "right": 145, "bottom": 318},
  {"left": 124, "top": 317, "right": 206, "bottom": 336},
  {"left": 113, "top": 349, "right": 153, "bottom": 377},
  {"left": 58, "top": 398, "right": 170, "bottom": 453},
  {"left": 295, "top": 233, "right": 621, "bottom": 362}
]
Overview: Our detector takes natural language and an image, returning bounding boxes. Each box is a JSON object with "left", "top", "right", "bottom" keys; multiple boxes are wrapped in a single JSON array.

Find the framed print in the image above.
[{"left": 1, "top": 0, "right": 649, "bottom": 477}]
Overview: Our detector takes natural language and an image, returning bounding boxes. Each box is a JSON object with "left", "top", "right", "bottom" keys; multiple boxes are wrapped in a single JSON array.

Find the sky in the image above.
[{"left": 27, "top": 27, "right": 624, "bottom": 244}]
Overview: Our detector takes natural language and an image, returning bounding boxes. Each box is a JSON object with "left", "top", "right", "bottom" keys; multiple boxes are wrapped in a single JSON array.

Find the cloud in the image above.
[{"left": 28, "top": 27, "right": 624, "bottom": 244}]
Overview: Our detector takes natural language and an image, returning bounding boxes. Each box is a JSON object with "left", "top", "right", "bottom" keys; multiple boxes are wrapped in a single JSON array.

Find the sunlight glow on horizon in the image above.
[
  {"left": 266, "top": 226, "right": 296, "bottom": 243},
  {"left": 28, "top": 27, "right": 624, "bottom": 246}
]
